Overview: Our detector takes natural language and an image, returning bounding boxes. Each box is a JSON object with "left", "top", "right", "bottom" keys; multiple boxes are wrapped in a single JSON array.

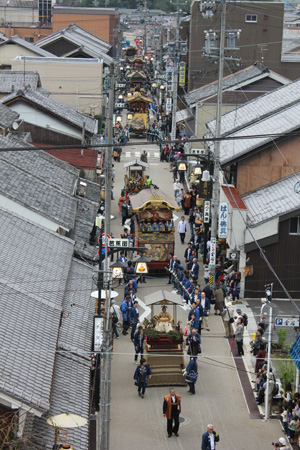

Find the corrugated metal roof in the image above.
[
  {"left": 222, "top": 185, "right": 247, "bottom": 210},
  {"left": 207, "top": 77, "right": 300, "bottom": 137},
  {"left": 242, "top": 172, "right": 300, "bottom": 226},
  {"left": 2, "top": 88, "right": 97, "bottom": 134},
  {"left": 0, "top": 70, "right": 41, "bottom": 93},
  {"left": 210, "top": 101, "right": 300, "bottom": 165},
  {"left": 0, "top": 0, "right": 37, "bottom": 7},
  {"left": 185, "top": 63, "right": 268, "bottom": 106}
]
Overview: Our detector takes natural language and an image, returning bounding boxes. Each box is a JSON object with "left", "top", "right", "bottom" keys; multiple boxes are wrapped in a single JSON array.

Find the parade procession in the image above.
[{"left": 1, "top": 2, "right": 300, "bottom": 450}]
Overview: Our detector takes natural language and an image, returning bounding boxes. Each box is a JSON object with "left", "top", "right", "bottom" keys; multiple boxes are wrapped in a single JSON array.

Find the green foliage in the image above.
[
  {"left": 276, "top": 328, "right": 288, "bottom": 348},
  {"left": 278, "top": 358, "right": 295, "bottom": 387},
  {"left": 167, "top": 330, "right": 183, "bottom": 342},
  {"left": 94, "top": 114, "right": 105, "bottom": 134},
  {"left": 145, "top": 328, "right": 159, "bottom": 339}
]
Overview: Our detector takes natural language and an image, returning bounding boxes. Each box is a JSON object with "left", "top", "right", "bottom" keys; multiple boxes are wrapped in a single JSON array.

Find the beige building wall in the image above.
[
  {"left": 196, "top": 103, "right": 237, "bottom": 140},
  {"left": 0, "top": 44, "right": 43, "bottom": 68},
  {"left": 12, "top": 57, "right": 104, "bottom": 115}
]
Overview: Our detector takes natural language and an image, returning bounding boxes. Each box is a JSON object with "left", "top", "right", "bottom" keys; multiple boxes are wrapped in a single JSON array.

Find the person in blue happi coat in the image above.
[
  {"left": 184, "top": 357, "right": 198, "bottom": 394},
  {"left": 130, "top": 300, "right": 140, "bottom": 340},
  {"left": 121, "top": 295, "right": 132, "bottom": 335},
  {"left": 134, "top": 325, "right": 144, "bottom": 363},
  {"left": 134, "top": 357, "right": 152, "bottom": 398}
]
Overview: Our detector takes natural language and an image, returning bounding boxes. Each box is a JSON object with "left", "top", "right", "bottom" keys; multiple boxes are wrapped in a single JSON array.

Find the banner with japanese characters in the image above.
[{"left": 218, "top": 202, "right": 228, "bottom": 238}]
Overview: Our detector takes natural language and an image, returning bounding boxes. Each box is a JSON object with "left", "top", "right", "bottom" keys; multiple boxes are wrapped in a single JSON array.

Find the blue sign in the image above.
[
  {"left": 290, "top": 335, "right": 300, "bottom": 371},
  {"left": 275, "top": 318, "right": 283, "bottom": 326}
]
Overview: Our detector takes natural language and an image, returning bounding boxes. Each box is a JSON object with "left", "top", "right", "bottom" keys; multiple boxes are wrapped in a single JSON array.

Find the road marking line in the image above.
[
  {"left": 154, "top": 152, "right": 160, "bottom": 158},
  {"left": 136, "top": 296, "right": 151, "bottom": 322},
  {"left": 125, "top": 152, "right": 131, "bottom": 158},
  {"left": 135, "top": 152, "right": 140, "bottom": 157}
]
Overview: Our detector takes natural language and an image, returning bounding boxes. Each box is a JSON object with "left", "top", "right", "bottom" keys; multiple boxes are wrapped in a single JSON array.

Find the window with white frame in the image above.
[
  {"left": 289, "top": 217, "right": 300, "bottom": 235},
  {"left": 245, "top": 14, "right": 258, "bottom": 23}
]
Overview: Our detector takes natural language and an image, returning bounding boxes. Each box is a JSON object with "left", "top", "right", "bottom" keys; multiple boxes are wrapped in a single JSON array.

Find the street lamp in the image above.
[
  {"left": 116, "top": 115, "right": 122, "bottom": 123},
  {"left": 152, "top": 82, "right": 157, "bottom": 88},
  {"left": 118, "top": 94, "right": 124, "bottom": 100},
  {"left": 109, "top": 260, "right": 127, "bottom": 279}
]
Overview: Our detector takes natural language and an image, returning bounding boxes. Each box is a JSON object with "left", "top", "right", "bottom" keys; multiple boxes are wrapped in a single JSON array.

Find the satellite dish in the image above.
[{"left": 12, "top": 121, "right": 19, "bottom": 130}]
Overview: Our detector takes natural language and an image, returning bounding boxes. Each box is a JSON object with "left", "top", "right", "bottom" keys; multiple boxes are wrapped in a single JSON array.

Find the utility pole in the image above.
[
  {"left": 105, "top": 62, "right": 114, "bottom": 236},
  {"left": 170, "top": 3, "right": 181, "bottom": 142},
  {"left": 208, "top": 0, "right": 226, "bottom": 285},
  {"left": 98, "top": 61, "right": 114, "bottom": 450},
  {"left": 143, "top": 0, "right": 148, "bottom": 56},
  {"left": 264, "top": 283, "right": 273, "bottom": 421}
]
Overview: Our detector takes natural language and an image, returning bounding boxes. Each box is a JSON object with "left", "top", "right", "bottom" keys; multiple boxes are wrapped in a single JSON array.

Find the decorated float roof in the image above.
[
  {"left": 127, "top": 71, "right": 147, "bottom": 79},
  {"left": 123, "top": 159, "right": 150, "bottom": 169},
  {"left": 130, "top": 186, "right": 179, "bottom": 211},
  {"left": 130, "top": 57, "right": 145, "bottom": 64},
  {"left": 125, "top": 91, "right": 152, "bottom": 103},
  {"left": 144, "top": 290, "right": 183, "bottom": 306}
]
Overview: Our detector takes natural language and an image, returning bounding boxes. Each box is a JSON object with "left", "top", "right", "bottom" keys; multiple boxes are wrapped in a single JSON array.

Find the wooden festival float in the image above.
[
  {"left": 123, "top": 159, "right": 149, "bottom": 199},
  {"left": 130, "top": 186, "right": 179, "bottom": 271},
  {"left": 143, "top": 290, "right": 185, "bottom": 387}
]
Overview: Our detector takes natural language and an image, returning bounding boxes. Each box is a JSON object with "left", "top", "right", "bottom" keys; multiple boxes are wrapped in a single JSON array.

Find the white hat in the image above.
[{"left": 279, "top": 437, "right": 286, "bottom": 446}]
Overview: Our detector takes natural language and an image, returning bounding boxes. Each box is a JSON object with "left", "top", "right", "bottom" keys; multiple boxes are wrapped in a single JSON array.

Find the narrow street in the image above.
[{"left": 108, "top": 139, "right": 283, "bottom": 450}]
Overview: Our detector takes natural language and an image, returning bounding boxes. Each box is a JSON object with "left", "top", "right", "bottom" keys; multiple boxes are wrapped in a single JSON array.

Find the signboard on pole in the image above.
[
  {"left": 218, "top": 201, "right": 228, "bottom": 238},
  {"left": 203, "top": 200, "right": 210, "bottom": 223},
  {"left": 209, "top": 236, "right": 217, "bottom": 268},
  {"left": 276, "top": 317, "right": 300, "bottom": 327},
  {"left": 179, "top": 62, "right": 186, "bottom": 87},
  {"left": 166, "top": 97, "right": 172, "bottom": 112},
  {"left": 166, "top": 57, "right": 174, "bottom": 73},
  {"left": 94, "top": 316, "right": 104, "bottom": 352},
  {"left": 108, "top": 238, "right": 129, "bottom": 248}
]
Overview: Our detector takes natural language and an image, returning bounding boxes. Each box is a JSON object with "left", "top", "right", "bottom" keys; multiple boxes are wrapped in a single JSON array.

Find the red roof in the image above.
[
  {"left": 221, "top": 185, "right": 247, "bottom": 210},
  {"left": 33, "top": 143, "right": 99, "bottom": 170}
]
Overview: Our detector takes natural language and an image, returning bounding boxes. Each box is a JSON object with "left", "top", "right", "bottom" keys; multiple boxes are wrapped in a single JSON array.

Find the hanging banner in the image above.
[
  {"left": 179, "top": 62, "right": 186, "bottom": 87},
  {"left": 166, "top": 57, "right": 174, "bottom": 73},
  {"left": 218, "top": 201, "right": 228, "bottom": 238},
  {"left": 203, "top": 200, "right": 210, "bottom": 223},
  {"left": 209, "top": 236, "right": 217, "bottom": 268}
]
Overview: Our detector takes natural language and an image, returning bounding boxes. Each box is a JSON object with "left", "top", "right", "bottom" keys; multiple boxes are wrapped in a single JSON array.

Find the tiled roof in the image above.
[
  {"left": 2, "top": 88, "right": 97, "bottom": 135},
  {"left": 242, "top": 172, "right": 300, "bottom": 226},
  {"left": 28, "top": 353, "right": 90, "bottom": 450},
  {"left": 0, "top": 103, "right": 19, "bottom": 128},
  {"left": 207, "top": 77, "right": 300, "bottom": 138},
  {"left": 211, "top": 101, "right": 300, "bottom": 166},
  {"left": 0, "top": 141, "right": 79, "bottom": 196},
  {"left": 185, "top": 63, "right": 269, "bottom": 105},
  {"left": 0, "top": 208, "right": 75, "bottom": 410},
  {"left": 0, "top": 158, "right": 77, "bottom": 230},
  {"left": 36, "top": 23, "right": 112, "bottom": 61},
  {"left": 0, "top": 35, "right": 53, "bottom": 56},
  {"left": 0, "top": 70, "right": 41, "bottom": 93},
  {"left": 58, "top": 258, "right": 95, "bottom": 357},
  {"left": 69, "top": 196, "right": 99, "bottom": 261}
]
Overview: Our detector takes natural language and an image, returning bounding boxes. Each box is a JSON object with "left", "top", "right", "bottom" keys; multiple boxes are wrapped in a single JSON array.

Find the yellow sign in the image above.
[{"left": 179, "top": 62, "right": 186, "bottom": 87}]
